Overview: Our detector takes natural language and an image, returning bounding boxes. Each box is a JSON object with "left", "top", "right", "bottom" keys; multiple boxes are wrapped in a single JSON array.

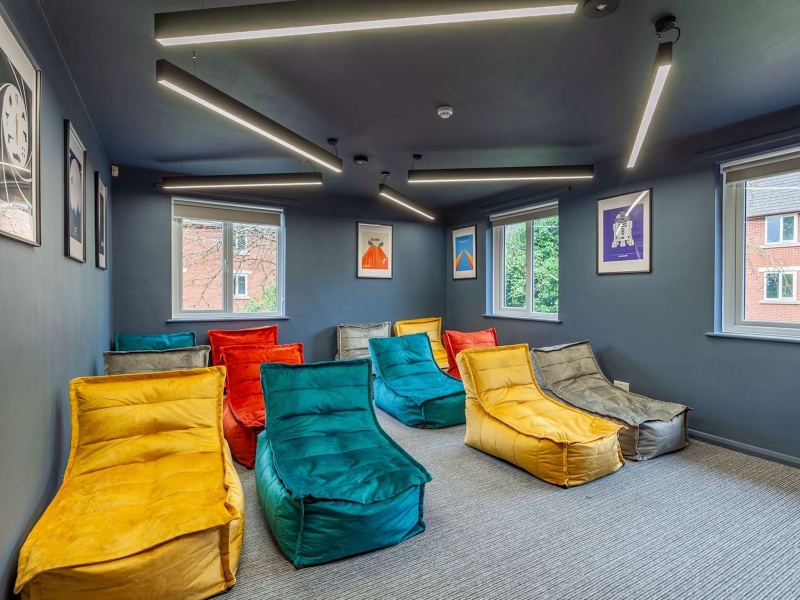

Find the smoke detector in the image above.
[
  {"left": 353, "top": 155, "right": 369, "bottom": 166},
  {"left": 583, "top": 0, "right": 619, "bottom": 17},
  {"left": 437, "top": 105, "right": 454, "bottom": 119}
]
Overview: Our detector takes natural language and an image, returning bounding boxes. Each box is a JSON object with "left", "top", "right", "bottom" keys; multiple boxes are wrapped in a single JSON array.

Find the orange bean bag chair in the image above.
[
  {"left": 442, "top": 328, "right": 499, "bottom": 379},
  {"left": 208, "top": 325, "right": 279, "bottom": 365},
  {"left": 221, "top": 343, "right": 304, "bottom": 468}
]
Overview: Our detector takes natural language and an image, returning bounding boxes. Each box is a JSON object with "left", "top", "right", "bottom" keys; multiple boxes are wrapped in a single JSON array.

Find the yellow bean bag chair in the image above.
[
  {"left": 15, "top": 367, "right": 244, "bottom": 600},
  {"left": 456, "top": 345, "right": 624, "bottom": 487},
  {"left": 394, "top": 317, "right": 449, "bottom": 370}
]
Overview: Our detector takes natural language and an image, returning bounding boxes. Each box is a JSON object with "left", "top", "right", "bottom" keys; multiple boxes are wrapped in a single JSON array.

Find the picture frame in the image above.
[
  {"left": 597, "top": 188, "right": 652, "bottom": 275},
  {"left": 357, "top": 222, "right": 392, "bottom": 279},
  {"left": 0, "top": 5, "right": 41, "bottom": 247},
  {"left": 65, "top": 120, "right": 87, "bottom": 263},
  {"left": 95, "top": 172, "right": 108, "bottom": 270},
  {"left": 452, "top": 225, "right": 477, "bottom": 280}
]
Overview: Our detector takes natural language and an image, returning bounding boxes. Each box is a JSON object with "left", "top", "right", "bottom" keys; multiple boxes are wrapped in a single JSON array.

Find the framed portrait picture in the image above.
[
  {"left": 65, "top": 120, "right": 87, "bottom": 263},
  {"left": 597, "top": 189, "right": 651, "bottom": 275},
  {"left": 357, "top": 223, "right": 392, "bottom": 279},
  {"left": 0, "top": 5, "right": 41, "bottom": 246},
  {"left": 452, "top": 225, "right": 477, "bottom": 279},
  {"left": 95, "top": 172, "right": 108, "bottom": 270}
]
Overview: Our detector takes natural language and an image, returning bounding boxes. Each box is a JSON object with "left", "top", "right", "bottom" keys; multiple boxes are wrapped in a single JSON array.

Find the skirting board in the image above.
[{"left": 689, "top": 429, "right": 800, "bottom": 468}]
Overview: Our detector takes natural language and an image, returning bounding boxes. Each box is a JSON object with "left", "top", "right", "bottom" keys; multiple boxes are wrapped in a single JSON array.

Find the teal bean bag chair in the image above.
[
  {"left": 256, "top": 359, "right": 431, "bottom": 568},
  {"left": 369, "top": 333, "right": 466, "bottom": 428}
]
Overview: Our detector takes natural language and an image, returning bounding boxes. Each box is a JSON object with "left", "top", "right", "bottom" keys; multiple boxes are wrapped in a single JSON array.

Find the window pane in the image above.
[
  {"left": 233, "top": 223, "right": 279, "bottom": 314},
  {"left": 503, "top": 223, "right": 527, "bottom": 309},
  {"left": 766, "top": 217, "right": 780, "bottom": 243},
  {"left": 532, "top": 216, "right": 559, "bottom": 314},
  {"left": 744, "top": 172, "right": 800, "bottom": 321},
  {"left": 783, "top": 216, "right": 795, "bottom": 242},
  {"left": 765, "top": 273, "right": 779, "bottom": 299},
  {"left": 181, "top": 219, "right": 224, "bottom": 311},
  {"left": 783, "top": 273, "right": 794, "bottom": 298}
]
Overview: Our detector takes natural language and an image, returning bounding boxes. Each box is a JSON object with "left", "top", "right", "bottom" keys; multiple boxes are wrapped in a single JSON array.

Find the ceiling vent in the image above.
[{"left": 583, "top": 0, "right": 620, "bottom": 18}]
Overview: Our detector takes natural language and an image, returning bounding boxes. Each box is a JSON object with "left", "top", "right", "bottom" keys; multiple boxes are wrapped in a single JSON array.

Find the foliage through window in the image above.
[
  {"left": 492, "top": 205, "right": 559, "bottom": 320},
  {"left": 172, "top": 199, "right": 284, "bottom": 318}
]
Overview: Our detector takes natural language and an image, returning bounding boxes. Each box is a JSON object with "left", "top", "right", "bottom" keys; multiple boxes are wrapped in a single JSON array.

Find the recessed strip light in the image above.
[
  {"left": 156, "top": 60, "right": 343, "bottom": 173},
  {"left": 627, "top": 42, "right": 673, "bottom": 169},
  {"left": 378, "top": 184, "right": 436, "bottom": 220},
  {"left": 155, "top": 1, "right": 578, "bottom": 46},
  {"left": 407, "top": 165, "right": 594, "bottom": 184},
  {"left": 162, "top": 172, "right": 323, "bottom": 190}
]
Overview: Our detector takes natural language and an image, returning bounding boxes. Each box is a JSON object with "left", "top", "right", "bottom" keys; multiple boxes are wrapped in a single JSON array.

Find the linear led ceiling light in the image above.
[
  {"left": 155, "top": 1, "right": 578, "bottom": 46},
  {"left": 379, "top": 184, "right": 436, "bottom": 220},
  {"left": 408, "top": 165, "right": 594, "bottom": 184},
  {"left": 162, "top": 172, "right": 323, "bottom": 190},
  {"left": 627, "top": 16, "right": 678, "bottom": 169},
  {"left": 156, "top": 60, "right": 343, "bottom": 173}
]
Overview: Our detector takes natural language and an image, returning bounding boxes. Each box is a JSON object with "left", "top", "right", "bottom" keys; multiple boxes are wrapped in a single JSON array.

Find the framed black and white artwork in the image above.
[
  {"left": 95, "top": 172, "right": 107, "bottom": 270},
  {"left": 0, "top": 5, "right": 40, "bottom": 246},
  {"left": 65, "top": 120, "right": 87, "bottom": 263}
]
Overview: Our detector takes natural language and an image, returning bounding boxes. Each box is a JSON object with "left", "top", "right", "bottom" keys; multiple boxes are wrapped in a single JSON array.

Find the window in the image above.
[
  {"left": 764, "top": 214, "right": 796, "bottom": 245},
  {"left": 490, "top": 202, "right": 559, "bottom": 320},
  {"left": 234, "top": 273, "right": 249, "bottom": 299},
  {"left": 721, "top": 148, "right": 800, "bottom": 337},
  {"left": 172, "top": 199, "right": 284, "bottom": 319}
]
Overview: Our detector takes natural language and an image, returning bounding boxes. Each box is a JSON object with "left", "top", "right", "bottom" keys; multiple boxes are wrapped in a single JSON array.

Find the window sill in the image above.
[
  {"left": 168, "top": 316, "right": 289, "bottom": 323},
  {"left": 705, "top": 331, "right": 800, "bottom": 345},
  {"left": 759, "top": 300, "right": 799, "bottom": 304},
  {"left": 483, "top": 314, "right": 562, "bottom": 323},
  {"left": 760, "top": 242, "right": 799, "bottom": 248}
]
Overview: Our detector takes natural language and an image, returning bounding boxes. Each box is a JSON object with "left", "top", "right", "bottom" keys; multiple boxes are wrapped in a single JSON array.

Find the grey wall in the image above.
[
  {"left": 445, "top": 107, "right": 800, "bottom": 462},
  {"left": 0, "top": 0, "right": 111, "bottom": 596},
  {"left": 111, "top": 169, "right": 446, "bottom": 363}
]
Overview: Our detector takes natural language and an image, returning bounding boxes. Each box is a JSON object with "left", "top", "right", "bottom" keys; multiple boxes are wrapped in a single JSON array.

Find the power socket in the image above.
[{"left": 613, "top": 380, "right": 630, "bottom": 392}]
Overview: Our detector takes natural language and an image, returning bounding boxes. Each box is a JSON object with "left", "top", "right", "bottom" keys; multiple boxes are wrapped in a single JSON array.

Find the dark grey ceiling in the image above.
[{"left": 39, "top": 0, "right": 800, "bottom": 209}]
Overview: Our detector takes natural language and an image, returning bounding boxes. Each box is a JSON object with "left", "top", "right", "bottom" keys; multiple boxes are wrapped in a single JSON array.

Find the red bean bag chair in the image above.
[
  {"left": 220, "top": 343, "right": 304, "bottom": 468},
  {"left": 442, "top": 328, "right": 499, "bottom": 379},
  {"left": 208, "top": 325, "right": 279, "bottom": 366}
]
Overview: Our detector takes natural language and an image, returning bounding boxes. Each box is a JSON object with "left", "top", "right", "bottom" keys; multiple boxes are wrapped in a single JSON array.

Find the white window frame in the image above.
[
  {"left": 721, "top": 146, "right": 800, "bottom": 337},
  {"left": 490, "top": 201, "right": 559, "bottom": 321},
  {"left": 764, "top": 213, "right": 797, "bottom": 245},
  {"left": 171, "top": 198, "right": 285, "bottom": 320},
  {"left": 763, "top": 270, "right": 796, "bottom": 301},
  {"left": 233, "top": 272, "right": 250, "bottom": 299}
]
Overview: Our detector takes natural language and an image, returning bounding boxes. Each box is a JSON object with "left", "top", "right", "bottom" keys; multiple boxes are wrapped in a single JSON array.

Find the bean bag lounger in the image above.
[
  {"left": 457, "top": 344, "right": 624, "bottom": 487},
  {"left": 256, "top": 359, "right": 432, "bottom": 567},
  {"left": 530, "top": 341, "right": 690, "bottom": 461},
  {"left": 15, "top": 367, "right": 244, "bottom": 600},
  {"left": 114, "top": 331, "right": 196, "bottom": 351},
  {"left": 336, "top": 322, "right": 391, "bottom": 365},
  {"left": 220, "top": 343, "right": 305, "bottom": 468},
  {"left": 393, "top": 317, "right": 449, "bottom": 370},
  {"left": 207, "top": 324, "right": 278, "bottom": 365},
  {"left": 369, "top": 333, "right": 466, "bottom": 428},
  {"left": 103, "top": 345, "right": 211, "bottom": 375},
  {"left": 442, "top": 328, "right": 499, "bottom": 379}
]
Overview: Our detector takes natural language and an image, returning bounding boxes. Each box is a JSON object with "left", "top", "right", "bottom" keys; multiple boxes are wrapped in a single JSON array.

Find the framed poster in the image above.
[
  {"left": 65, "top": 120, "right": 87, "bottom": 263},
  {"left": 452, "top": 225, "right": 477, "bottom": 280},
  {"left": 0, "top": 5, "right": 41, "bottom": 246},
  {"left": 357, "top": 223, "right": 392, "bottom": 279},
  {"left": 597, "top": 189, "right": 651, "bottom": 274},
  {"left": 95, "top": 172, "right": 107, "bottom": 270}
]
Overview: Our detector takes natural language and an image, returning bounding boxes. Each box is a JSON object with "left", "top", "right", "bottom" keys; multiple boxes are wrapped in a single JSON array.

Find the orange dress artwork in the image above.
[{"left": 362, "top": 241, "right": 389, "bottom": 270}]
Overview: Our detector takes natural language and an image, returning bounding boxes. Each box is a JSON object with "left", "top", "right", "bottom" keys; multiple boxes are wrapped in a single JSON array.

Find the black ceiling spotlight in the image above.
[
  {"left": 583, "top": 0, "right": 619, "bottom": 18},
  {"left": 353, "top": 155, "right": 369, "bottom": 166}
]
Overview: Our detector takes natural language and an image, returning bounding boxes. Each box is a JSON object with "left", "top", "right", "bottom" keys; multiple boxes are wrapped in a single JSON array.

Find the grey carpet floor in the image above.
[{"left": 229, "top": 413, "right": 800, "bottom": 600}]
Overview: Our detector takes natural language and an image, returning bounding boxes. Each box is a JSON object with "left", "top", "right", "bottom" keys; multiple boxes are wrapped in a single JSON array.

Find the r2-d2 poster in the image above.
[{"left": 602, "top": 203, "right": 644, "bottom": 262}]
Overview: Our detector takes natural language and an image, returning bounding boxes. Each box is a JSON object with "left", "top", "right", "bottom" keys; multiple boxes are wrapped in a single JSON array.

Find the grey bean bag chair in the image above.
[
  {"left": 531, "top": 341, "right": 689, "bottom": 461},
  {"left": 336, "top": 322, "right": 391, "bottom": 366},
  {"left": 104, "top": 345, "right": 211, "bottom": 375}
]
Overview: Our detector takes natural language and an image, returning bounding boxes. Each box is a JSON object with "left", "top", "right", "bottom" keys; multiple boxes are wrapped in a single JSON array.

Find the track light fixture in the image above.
[
  {"left": 407, "top": 165, "right": 594, "bottom": 184},
  {"left": 156, "top": 60, "right": 343, "bottom": 173},
  {"left": 378, "top": 183, "right": 436, "bottom": 220},
  {"left": 162, "top": 172, "right": 323, "bottom": 190},
  {"left": 627, "top": 16, "right": 678, "bottom": 169},
  {"left": 155, "top": 1, "right": 579, "bottom": 46}
]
